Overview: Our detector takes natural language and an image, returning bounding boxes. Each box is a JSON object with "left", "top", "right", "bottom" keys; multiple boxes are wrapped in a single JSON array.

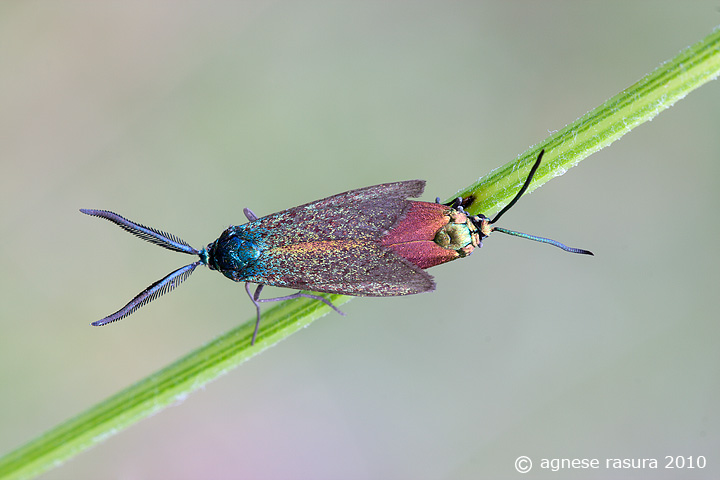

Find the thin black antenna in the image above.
[
  {"left": 482, "top": 149, "right": 593, "bottom": 256},
  {"left": 490, "top": 149, "right": 544, "bottom": 225}
]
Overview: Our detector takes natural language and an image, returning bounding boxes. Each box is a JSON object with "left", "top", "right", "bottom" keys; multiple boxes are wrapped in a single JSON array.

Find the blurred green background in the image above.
[{"left": 1, "top": 2, "right": 719, "bottom": 479}]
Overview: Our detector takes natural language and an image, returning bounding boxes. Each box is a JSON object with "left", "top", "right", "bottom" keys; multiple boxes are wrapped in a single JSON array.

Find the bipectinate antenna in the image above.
[
  {"left": 91, "top": 262, "right": 202, "bottom": 326},
  {"left": 80, "top": 209, "right": 199, "bottom": 255},
  {"left": 81, "top": 209, "right": 205, "bottom": 326}
]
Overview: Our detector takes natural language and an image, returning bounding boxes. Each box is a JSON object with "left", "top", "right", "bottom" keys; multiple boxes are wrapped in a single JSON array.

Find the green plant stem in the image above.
[
  {"left": 451, "top": 26, "right": 720, "bottom": 216},
  {"left": 2, "top": 26, "right": 720, "bottom": 480},
  {"left": 0, "top": 293, "right": 351, "bottom": 480}
]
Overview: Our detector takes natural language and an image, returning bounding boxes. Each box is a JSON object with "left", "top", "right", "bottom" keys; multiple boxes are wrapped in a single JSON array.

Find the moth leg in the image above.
[
  {"left": 243, "top": 283, "right": 345, "bottom": 345},
  {"left": 244, "top": 283, "right": 264, "bottom": 345},
  {"left": 436, "top": 196, "right": 464, "bottom": 209},
  {"left": 243, "top": 208, "right": 258, "bottom": 222}
]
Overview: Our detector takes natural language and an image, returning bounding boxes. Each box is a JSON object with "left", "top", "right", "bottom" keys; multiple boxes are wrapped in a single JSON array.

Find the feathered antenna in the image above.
[{"left": 80, "top": 209, "right": 205, "bottom": 325}]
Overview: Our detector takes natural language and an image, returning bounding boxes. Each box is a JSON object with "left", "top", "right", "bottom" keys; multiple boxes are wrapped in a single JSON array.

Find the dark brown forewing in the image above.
[
  {"left": 242, "top": 238, "right": 435, "bottom": 296},
  {"left": 247, "top": 181, "right": 426, "bottom": 248}
]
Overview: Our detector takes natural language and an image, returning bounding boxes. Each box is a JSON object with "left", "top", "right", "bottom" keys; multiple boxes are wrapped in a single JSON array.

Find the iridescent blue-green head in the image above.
[{"left": 204, "top": 226, "right": 262, "bottom": 282}]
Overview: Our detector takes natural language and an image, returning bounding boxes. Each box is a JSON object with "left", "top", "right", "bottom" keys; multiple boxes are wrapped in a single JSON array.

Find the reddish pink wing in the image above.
[{"left": 380, "top": 201, "right": 460, "bottom": 269}]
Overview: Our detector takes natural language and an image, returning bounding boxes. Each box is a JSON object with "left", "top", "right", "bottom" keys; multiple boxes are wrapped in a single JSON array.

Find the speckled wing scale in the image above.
[
  {"left": 81, "top": 149, "right": 592, "bottom": 346},
  {"left": 208, "top": 181, "right": 434, "bottom": 296}
]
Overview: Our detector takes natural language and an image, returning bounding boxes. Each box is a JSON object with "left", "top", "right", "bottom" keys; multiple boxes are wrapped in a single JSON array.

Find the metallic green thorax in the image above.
[{"left": 432, "top": 208, "right": 480, "bottom": 258}]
